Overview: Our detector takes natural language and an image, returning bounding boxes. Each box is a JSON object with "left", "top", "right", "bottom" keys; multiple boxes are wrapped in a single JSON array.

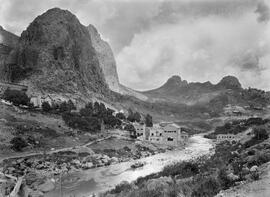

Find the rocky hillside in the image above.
[
  {"left": 6, "top": 8, "right": 109, "bottom": 96},
  {"left": 0, "top": 26, "right": 19, "bottom": 82},
  {"left": 142, "top": 75, "right": 242, "bottom": 105}
]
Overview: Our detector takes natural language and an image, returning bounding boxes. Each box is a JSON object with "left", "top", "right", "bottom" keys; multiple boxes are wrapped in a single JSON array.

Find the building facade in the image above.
[
  {"left": 149, "top": 126, "right": 163, "bottom": 144},
  {"left": 131, "top": 122, "right": 190, "bottom": 146},
  {"left": 216, "top": 134, "right": 239, "bottom": 144},
  {"left": 133, "top": 123, "right": 146, "bottom": 140}
]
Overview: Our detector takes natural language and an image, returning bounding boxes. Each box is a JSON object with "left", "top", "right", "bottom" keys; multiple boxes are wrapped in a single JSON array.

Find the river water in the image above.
[{"left": 46, "top": 135, "right": 213, "bottom": 197}]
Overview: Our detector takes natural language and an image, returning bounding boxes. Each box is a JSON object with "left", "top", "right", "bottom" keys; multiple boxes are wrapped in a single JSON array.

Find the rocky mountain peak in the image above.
[
  {"left": 164, "top": 75, "right": 188, "bottom": 88},
  {"left": 7, "top": 7, "right": 109, "bottom": 95},
  {"left": 217, "top": 75, "right": 242, "bottom": 89},
  {"left": 87, "top": 24, "right": 120, "bottom": 92}
]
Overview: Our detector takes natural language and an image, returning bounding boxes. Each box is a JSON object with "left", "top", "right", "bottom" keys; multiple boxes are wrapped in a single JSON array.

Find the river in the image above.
[{"left": 46, "top": 134, "right": 213, "bottom": 197}]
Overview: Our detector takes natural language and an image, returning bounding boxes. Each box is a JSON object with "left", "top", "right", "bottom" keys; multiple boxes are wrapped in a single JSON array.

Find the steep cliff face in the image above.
[
  {"left": 0, "top": 26, "right": 19, "bottom": 82},
  {"left": 87, "top": 24, "right": 120, "bottom": 92},
  {"left": 87, "top": 24, "right": 148, "bottom": 100},
  {"left": 8, "top": 8, "right": 109, "bottom": 95}
]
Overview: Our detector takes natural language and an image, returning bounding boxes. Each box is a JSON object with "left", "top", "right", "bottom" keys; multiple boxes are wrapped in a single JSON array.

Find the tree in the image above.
[
  {"left": 10, "top": 137, "right": 28, "bottom": 151},
  {"left": 145, "top": 114, "right": 153, "bottom": 127},
  {"left": 42, "top": 101, "right": 51, "bottom": 112},
  {"left": 3, "top": 89, "right": 30, "bottom": 106},
  {"left": 133, "top": 112, "right": 141, "bottom": 122},
  {"left": 116, "top": 112, "right": 126, "bottom": 120},
  {"left": 59, "top": 101, "right": 69, "bottom": 113},
  {"left": 67, "top": 99, "right": 76, "bottom": 111},
  {"left": 104, "top": 115, "right": 122, "bottom": 128},
  {"left": 127, "top": 109, "right": 135, "bottom": 122},
  {"left": 253, "top": 128, "right": 268, "bottom": 140}
]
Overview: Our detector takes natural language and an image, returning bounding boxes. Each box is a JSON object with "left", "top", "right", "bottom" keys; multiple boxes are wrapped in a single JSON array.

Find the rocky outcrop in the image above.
[
  {"left": 87, "top": 24, "right": 120, "bottom": 92},
  {"left": 0, "top": 26, "right": 19, "bottom": 82},
  {"left": 7, "top": 8, "right": 109, "bottom": 95},
  {"left": 217, "top": 76, "right": 242, "bottom": 90}
]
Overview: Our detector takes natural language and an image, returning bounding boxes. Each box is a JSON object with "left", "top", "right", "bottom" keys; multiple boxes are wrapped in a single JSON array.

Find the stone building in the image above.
[
  {"left": 133, "top": 123, "right": 146, "bottom": 140},
  {"left": 149, "top": 126, "right": 163, "bottom": 144},
  {"left": 216, "top": 134, "right": 239, "bottom": 144}
]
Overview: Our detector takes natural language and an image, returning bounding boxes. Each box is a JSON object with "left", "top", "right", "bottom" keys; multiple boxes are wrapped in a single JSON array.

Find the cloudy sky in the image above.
[{"left": 0, "top": 0, "right": 270, "bottom": 91}]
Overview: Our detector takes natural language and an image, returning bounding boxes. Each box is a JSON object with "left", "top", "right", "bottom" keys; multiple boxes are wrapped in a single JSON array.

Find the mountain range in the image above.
[
  {"left": 0, "top": 8, "right": 269, "bottom": 120},
  {"left": 142, "top": 75, "right": 242, "bottom": 105}
]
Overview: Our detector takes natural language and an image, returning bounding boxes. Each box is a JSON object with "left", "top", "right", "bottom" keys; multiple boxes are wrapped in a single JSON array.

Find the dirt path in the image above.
[{"left": 0, "top": 135, "right": 113, "bottom": 163}]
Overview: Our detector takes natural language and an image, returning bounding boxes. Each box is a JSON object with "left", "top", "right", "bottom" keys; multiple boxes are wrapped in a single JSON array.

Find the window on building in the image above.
[{"left": 167, "top": 137, "right": 174, "bottom": 141}]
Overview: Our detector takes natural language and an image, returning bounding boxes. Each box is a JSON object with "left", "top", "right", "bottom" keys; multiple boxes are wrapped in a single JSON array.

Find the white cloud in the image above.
[{"left": 117, "top": 11, "right": 270, "bottom": 90}]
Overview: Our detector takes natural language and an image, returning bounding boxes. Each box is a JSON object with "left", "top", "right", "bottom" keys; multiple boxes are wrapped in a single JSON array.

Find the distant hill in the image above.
[{"left": 142, "top": 75, "right": 242, "bottom": 105}]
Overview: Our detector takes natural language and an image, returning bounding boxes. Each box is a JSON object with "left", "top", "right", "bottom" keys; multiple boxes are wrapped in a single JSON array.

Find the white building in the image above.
[
  {"left": 149, "top": 126, "right": 163, "bottom": 144},
  {"left": 133, "top": 123, "right": 146, "bottom": 140}
]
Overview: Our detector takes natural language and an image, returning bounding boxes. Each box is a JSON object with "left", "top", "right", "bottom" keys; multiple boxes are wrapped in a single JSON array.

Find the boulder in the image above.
[{"left": 37, "top": 179, "right": 55, "bottom": 192}]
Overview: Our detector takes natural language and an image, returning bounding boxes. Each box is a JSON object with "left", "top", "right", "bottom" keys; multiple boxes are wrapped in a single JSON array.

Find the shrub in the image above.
[
  {"left": 41, "top": 101, "right": 51, "bottom": 112},
  {"left": 116, "top": 112, "right": 126, "bottom": 120},
  {"left": 191, "top": 176, "right": 220, "bottom": 197},
  {"left": 160, "top": 161, "right": 199, "bottom": 178},
  {"left": 10, "top": 137, "right": 28, "bottom": 151},
  {"left": 253, "top": 128, "right": 268, "bottom": 141},
  {"left": 111, "top": 181, "right": 132, "bottom": 194},
  {"left": 3, "top": 89, "right": 30, "bottom": 106}
]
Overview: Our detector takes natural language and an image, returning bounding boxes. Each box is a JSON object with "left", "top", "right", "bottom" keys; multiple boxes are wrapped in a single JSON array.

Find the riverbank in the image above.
[
  {"left": 0, "top": 134, "right": 185, "bottom": 196},
  {"left": 46, "top": 135, "right": 213, "bottom": 197}
]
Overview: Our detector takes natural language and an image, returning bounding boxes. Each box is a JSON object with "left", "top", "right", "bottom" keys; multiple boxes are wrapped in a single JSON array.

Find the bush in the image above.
[
  {"left": 116, "top": 112, "right": 126, "bottom": 120},
  {"left": 3, "top": 89, "right": 30, "bottom": 106},
  {"left": 253, "top": 128, "right": 268, "bottom": 141},
  {"left": 41, "top": 101, "right": 51, "bottom": 112},
  {"left": 110, "top": 181, "right": 132, "bottom": 194},
  {"left": 160, "top": 161, "right": 199, "bottom": 178},
  {"left": 191, "top": 176, "right": 220, "bottom": 197},
  {"left": 10, "top": 137, "right": 28, "bottom": 151}
]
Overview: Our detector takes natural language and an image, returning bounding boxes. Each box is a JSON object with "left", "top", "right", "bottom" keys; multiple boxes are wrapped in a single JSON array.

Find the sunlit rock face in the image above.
[
  {"left": 7, "top": 8, "right": 109, "bottom": 95},
  {"left": 87, "top": 24, "right": 120, "bottom": 93}
]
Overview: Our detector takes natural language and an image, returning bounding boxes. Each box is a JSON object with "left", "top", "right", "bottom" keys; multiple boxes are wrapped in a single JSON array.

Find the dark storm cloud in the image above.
[{"left": 255, "top": 0, "right": 270, "bottom": 23}]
